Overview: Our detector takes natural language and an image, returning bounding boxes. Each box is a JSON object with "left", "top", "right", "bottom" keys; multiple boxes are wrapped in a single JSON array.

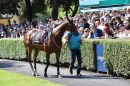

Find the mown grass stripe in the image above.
[{"left": 0, "top": 69, "right": 64, "bottom": 86}]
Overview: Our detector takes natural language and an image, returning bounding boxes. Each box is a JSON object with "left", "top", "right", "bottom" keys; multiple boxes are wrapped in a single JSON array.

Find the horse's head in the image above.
[{"left": 66, "top": 11, "right": 78, "bottom": 36}]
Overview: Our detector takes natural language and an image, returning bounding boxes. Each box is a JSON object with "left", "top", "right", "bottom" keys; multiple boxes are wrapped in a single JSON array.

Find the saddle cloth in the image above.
[{"left": 33, "top": 30, "right": 48, "bottom": 45}]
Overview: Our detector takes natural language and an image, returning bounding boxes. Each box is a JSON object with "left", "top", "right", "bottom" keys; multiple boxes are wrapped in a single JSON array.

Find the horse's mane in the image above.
[{"left": 53, "top": 21, "right": 65, "bottom": 28}]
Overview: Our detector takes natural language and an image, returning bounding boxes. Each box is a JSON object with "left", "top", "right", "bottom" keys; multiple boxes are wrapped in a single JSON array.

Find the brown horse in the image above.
[{"left": 23, "top": 18, "right": 78, "bottom": 78}]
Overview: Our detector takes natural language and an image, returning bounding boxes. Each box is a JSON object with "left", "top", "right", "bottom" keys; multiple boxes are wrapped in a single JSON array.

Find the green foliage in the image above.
[
  {"left": 0, "top": 0, "right": 21, "bottom": 15},
  {"left": 47, "top": 0, "right": 79, "bottom": 17},
  {"left": 58, "top": 7, "right": 80, "bottom": 18},
  {"left": 0, "top": 38, "right": 96, "bottom": 71},
  {"left": 0, "top": 39, "right": 130, "bottom": 78},
  {"left": 102, "top": 39, "right": 130, "bottom": 77},
  {"left": 31, "top": 0, "right": 47, "bottom": 18},
  {"left": 0, "top": 39, "right": 26, "bottom": 60},
  {"left": 81, "top": 40, "right": 96, "bottom": 71}
]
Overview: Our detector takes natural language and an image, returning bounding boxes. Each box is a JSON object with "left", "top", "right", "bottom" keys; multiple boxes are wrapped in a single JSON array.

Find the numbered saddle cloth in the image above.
[{"left": 33, "top": 30, "right": 47, "bottom": 45}]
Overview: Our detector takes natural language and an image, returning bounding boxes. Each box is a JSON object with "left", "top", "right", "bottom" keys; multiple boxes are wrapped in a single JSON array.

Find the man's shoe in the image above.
[
  {"left": 69, "top": 68, "right": 73, "bottom": 75},
  {"left": 77, "top": 74, "right": 82, "bottom": 76}
]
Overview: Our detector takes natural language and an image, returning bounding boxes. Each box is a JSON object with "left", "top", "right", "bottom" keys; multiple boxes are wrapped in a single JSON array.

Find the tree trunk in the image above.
[
  {"left": 25, "top": 0, "right": 32, "bottom": 22},
  {"left": 72, "top": 0, "right": 79, "bottom": 17},
  {"left": 52, "top": 0, "right": 59, "bottom": 20}
]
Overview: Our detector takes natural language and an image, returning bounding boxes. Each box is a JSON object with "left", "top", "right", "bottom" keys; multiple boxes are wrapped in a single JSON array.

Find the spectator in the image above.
[
  {"left": 83, "top": 12, "right": 88, "bottom": 20},
  {"left": 123, "top": 19, "right": 130, "bottom": 28},
  {"left": 38, "top": 25, "right": 44, "bottom": 30},
  {"left": 116, "top": 24, "right": 127, "bottom": 38},
  {"left": 82, "top": 28, "right": 90, "bottom": 38},
  {"left": 111, "top": 9, "right": 117, "bottom": 17},
  {"left": 125, "top": 7, "right": 130, "bottom": 18},
  {"left": 109, "top": 22, "right": 115, "bottom": 33},
  {"left": 90, "top": 17, "right": 96, "bottom": 25},
  {"left": 121, "top": 14, "right": 126, "bottom": 21},
  {"left": 19, "top": 31, "right": 24, "bottom": 38},
  {"left": 98, "top": 17, "right": 105, "bottom": 30},
  {"left": 10, "top": 29, "right": 14, "bottom": 38},
  {"left": 95, "top": 21, "right": 101, "bottom": 27},
  {"left": 126, "top": 24, "right": 130, "bottom": 38},
  {"left": 78, "top": 19, "right": 83, "bottom": 28},
  {"left": 78, "top": 27, "right": 84, "bottom": 35},
  {"left": 102, "top": 26, "right": 114, "bottom": 38},
  {"left": 104, "top": 13, "right": 110, "bottom": 22},
  {"left": 0, "top": 27, "right": 5, "bottom": 38},
  {"left": 88, "top": 24, "right": 103, "bottom": 38},
  {"left": 115, "top": 16, "right": 123, "bottom": 28},
  {"left": 81, "top": 18, "right": 90, "bottom": 29}
]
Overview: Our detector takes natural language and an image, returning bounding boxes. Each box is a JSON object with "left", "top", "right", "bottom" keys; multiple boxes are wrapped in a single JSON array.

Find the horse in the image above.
[{"left": 23, "top": 16, "right": 78, "bottom": 78}]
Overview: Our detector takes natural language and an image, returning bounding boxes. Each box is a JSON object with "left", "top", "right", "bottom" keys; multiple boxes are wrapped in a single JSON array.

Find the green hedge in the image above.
[
  {"left": 102, "top": 39, "right": 130, "bottom": 78},
  {"left": 0, "top": 38, "right": 130, "bottom": 78}
]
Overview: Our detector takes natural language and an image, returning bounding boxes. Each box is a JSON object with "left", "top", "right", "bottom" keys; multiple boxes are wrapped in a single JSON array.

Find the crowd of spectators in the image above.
[
  {"left": 73, "top": 7, "right": 130, "bottom": 39},
  {"left": 1, "top": 6, "right": 130, "bottom": 39}
]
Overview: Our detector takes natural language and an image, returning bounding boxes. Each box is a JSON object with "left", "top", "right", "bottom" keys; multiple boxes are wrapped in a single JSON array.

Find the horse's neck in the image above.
[{"left": 53, "top": 23, "right": 67, "bottom": 40}]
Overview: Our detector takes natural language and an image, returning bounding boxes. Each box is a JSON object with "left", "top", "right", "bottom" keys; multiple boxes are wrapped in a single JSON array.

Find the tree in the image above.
[
  {"left": 18, "top": 1, "right": 26, "bottom": 19},
  {"left": 71, "top": 0, "right": 79, "bottom": 17},
  {"left": 24, "top": 0, "right": 47, "bottom": 22},
  {"left": 0, "top": 0, "right": 47, "bottom": 22},
  {"left": 0, "top": 0, "right": 10, "bottom": 3},
  {"left": 52, "top": 0, "right": 59, "bottom": 20},
  {"left": 0, "top": 0, "right": 21, "bottom": 15},
  {"left": 0, "top": 0, "right": 79, "bottom": 22},
  {"left": 61, "top": 0, "right": 79, "bottom": 17},
  {"left": 47, "top": 0, "right": 79, "bottom": 19}
]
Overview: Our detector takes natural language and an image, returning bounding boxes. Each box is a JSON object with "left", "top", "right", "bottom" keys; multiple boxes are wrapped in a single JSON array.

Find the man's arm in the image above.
[
  {"left": 80, "top": 36, "right": 84, "bottom": 44},
  {"left": 62, "top": 32, "right": 69, "bottom": 44}
]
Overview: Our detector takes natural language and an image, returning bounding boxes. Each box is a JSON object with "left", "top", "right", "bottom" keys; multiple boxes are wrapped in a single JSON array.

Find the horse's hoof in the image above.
[
  {"left": 32, "top": 73, "right": 36, "bottom": 76},
  {"left": 36, "top": 73, "right": 39, "bottom": 76},
  {"left": 44, "top": 74, "right": 48, "bottom": 77},
  {"left": 58, "top": 75, "right": 62, "bottom": 79}
]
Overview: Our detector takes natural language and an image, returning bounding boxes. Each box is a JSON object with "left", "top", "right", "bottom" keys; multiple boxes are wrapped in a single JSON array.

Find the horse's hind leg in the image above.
[
  {"left": 33, "top": 49, "right": 39, "bottom": 76},
  {"left": 44, "top": 52, "right": 50, "bottom": 77},
  {"left": 27, "top": 46, "right": 35, "bottom": 76}
]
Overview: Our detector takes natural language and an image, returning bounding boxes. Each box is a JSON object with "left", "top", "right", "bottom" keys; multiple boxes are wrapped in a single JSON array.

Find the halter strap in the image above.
[{"left": 52, "top": 37, "right": 67, "bottom": 49}]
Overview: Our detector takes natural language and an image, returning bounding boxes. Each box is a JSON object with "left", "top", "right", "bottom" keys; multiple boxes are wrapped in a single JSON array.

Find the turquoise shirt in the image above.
[{"left": 68, "top": 32, "right": 81, "bottom": 50}]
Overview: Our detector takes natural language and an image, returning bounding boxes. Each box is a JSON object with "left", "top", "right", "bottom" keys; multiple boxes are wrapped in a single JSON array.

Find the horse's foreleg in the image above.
[
  {"left": 33, "top": 49, "right": 39, "bottom": 76},
  {"left": 56, "top": 51, "right": 62, "bottom": 78},
  {"left": 44, "top": 53, "right": 50, "bottom": 77},
  {"left": 27, "top": 47, "right": 34, "bottom": 76}
]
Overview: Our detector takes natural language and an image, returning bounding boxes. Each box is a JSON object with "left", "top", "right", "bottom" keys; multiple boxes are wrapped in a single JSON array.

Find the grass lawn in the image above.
[{"left": 0, "top": 69, "right": 64, "bottom": 86}]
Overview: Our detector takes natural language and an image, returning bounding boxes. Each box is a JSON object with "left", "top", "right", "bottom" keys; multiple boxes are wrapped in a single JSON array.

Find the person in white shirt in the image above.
[
  {"left": 123, "top": 19, "right": 130, "bottom": 28},
  {"left": 116, "top": 24, "right": 128, "bottom": 38},
  {"left": 126, "top": 24, "right": 130, "bottom": 38},
  {"left": 125, "top": 7, "right": 130, "bottom": 19},
  {"left": 97, "top": 17, "right": 105, "bottom": 31}
]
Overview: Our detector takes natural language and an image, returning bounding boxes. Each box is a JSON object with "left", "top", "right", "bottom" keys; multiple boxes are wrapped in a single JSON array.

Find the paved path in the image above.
[{"left": 0, "top": 59, "right": 130, "bottom": 86}]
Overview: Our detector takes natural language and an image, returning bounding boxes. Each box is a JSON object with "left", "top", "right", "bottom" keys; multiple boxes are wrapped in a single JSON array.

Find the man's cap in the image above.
[{"left": 118, "top": 24, "right": 124, "bottom": 29}]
